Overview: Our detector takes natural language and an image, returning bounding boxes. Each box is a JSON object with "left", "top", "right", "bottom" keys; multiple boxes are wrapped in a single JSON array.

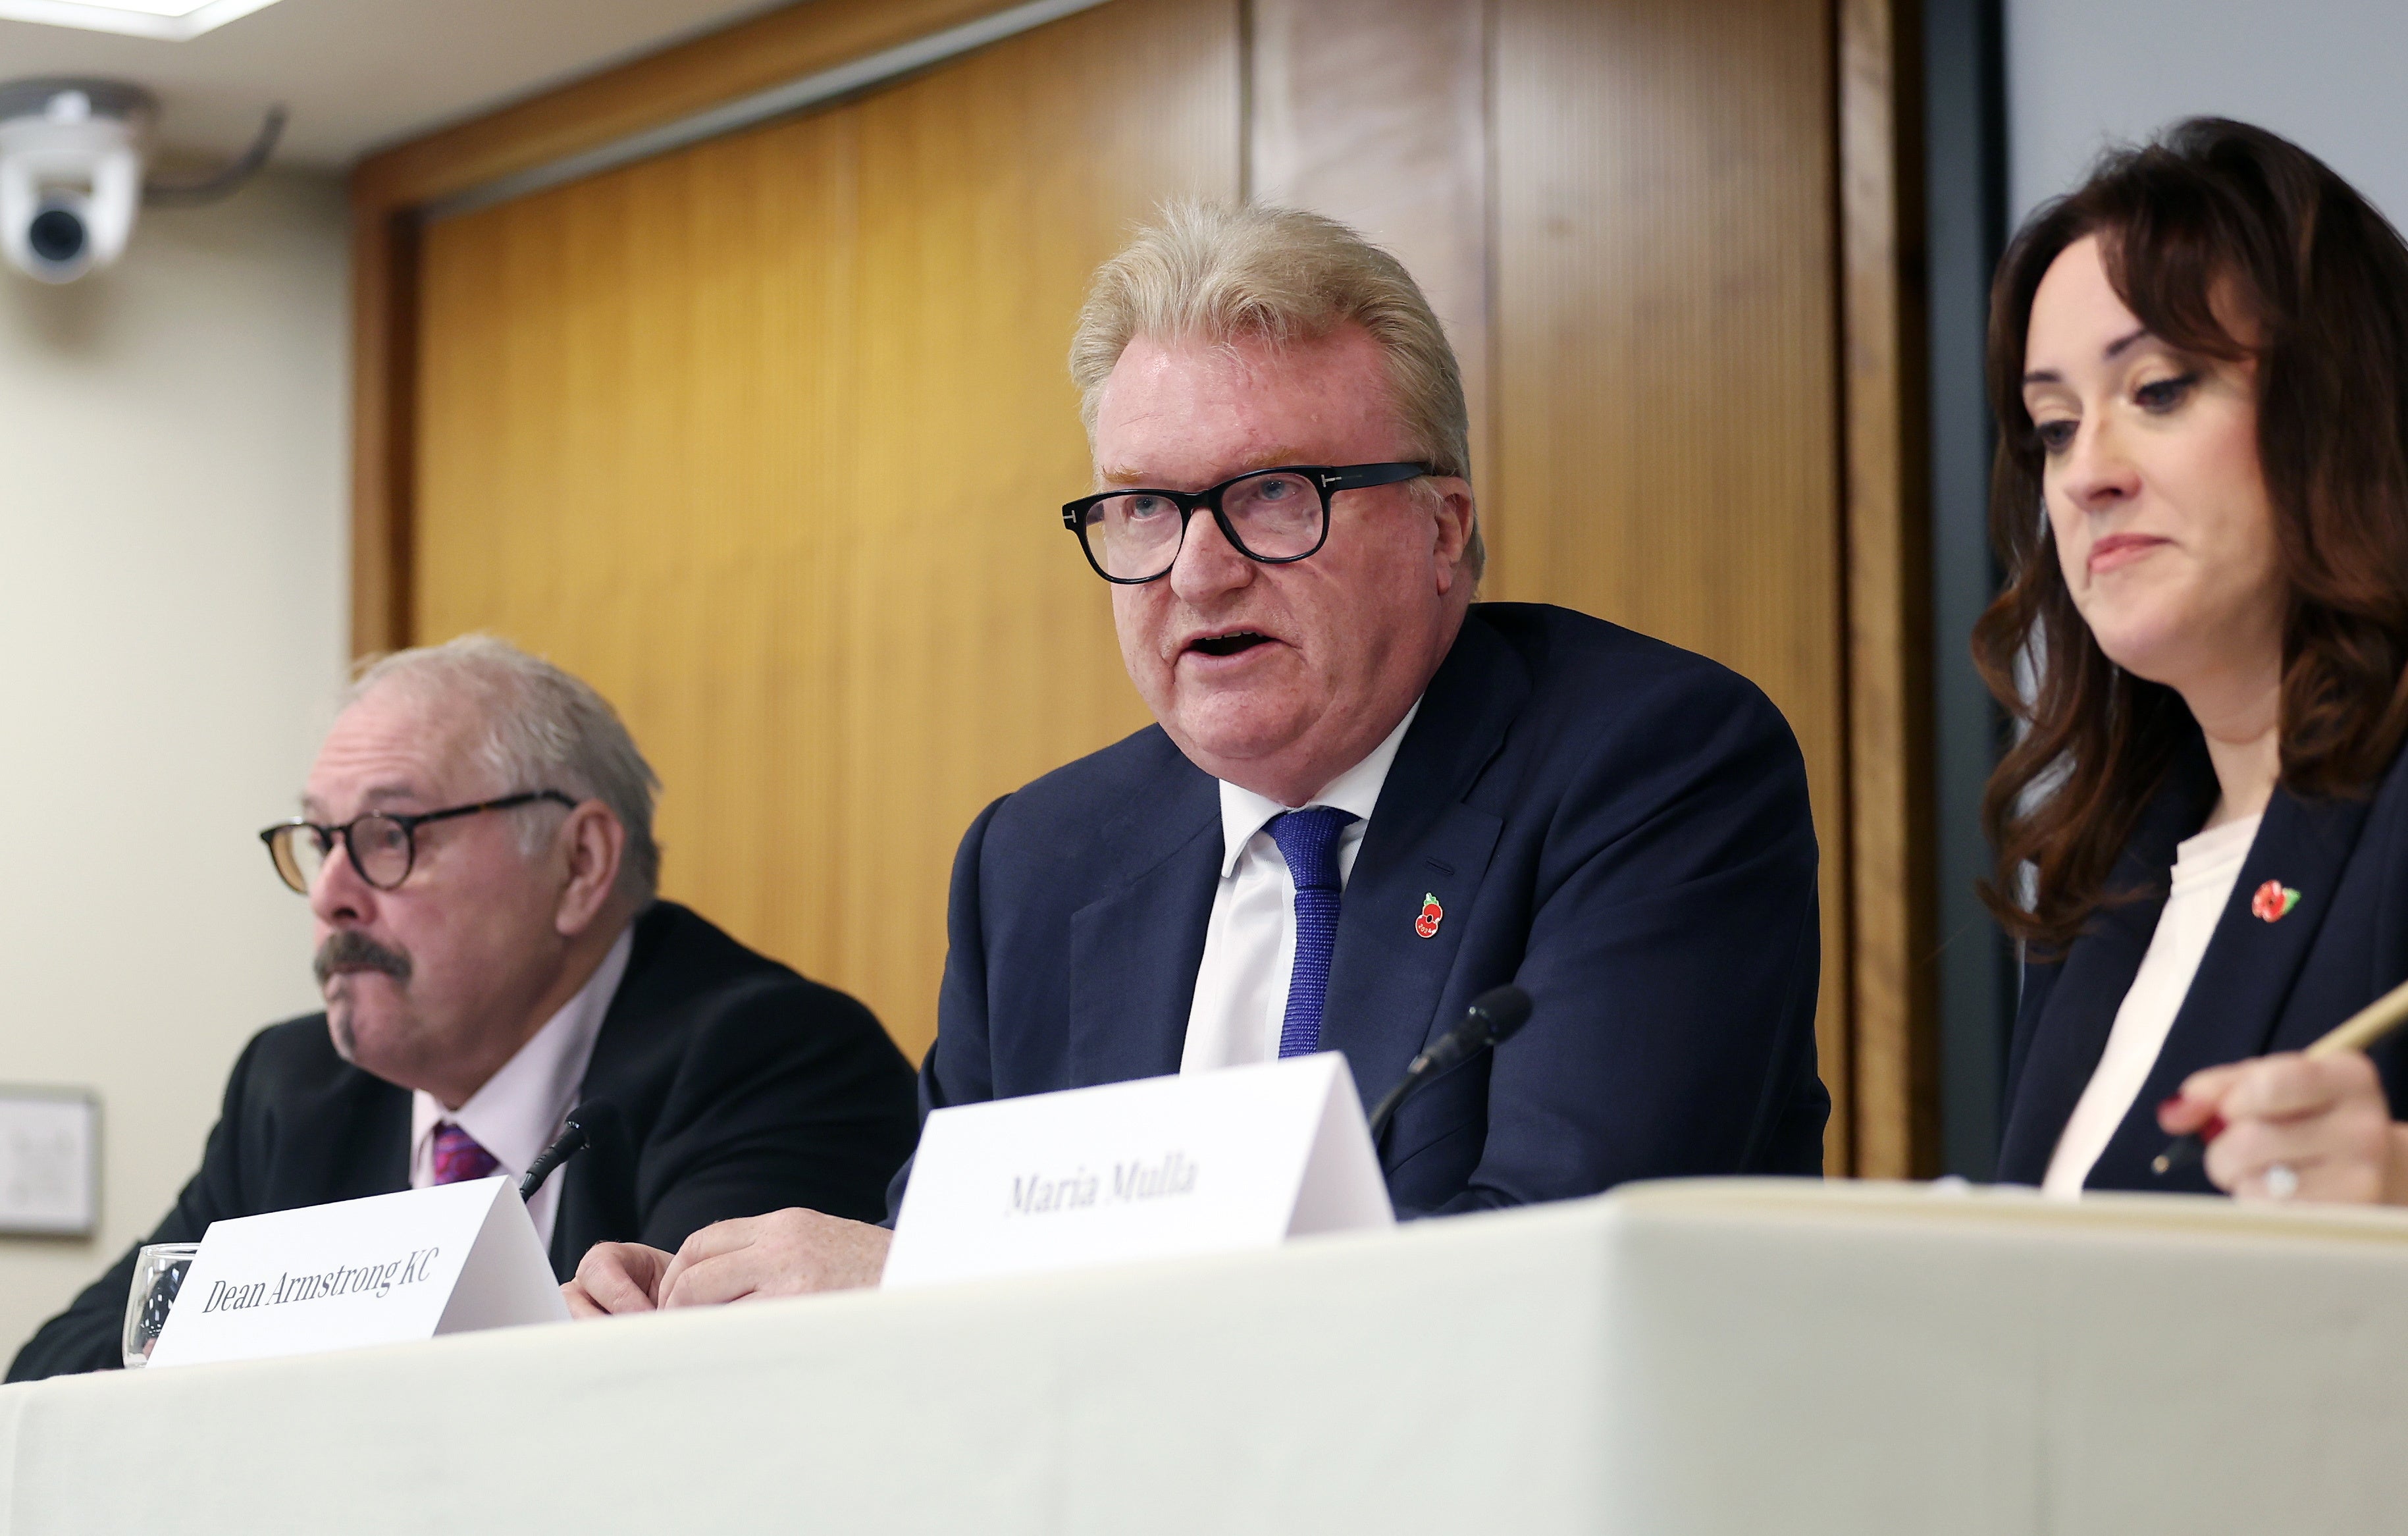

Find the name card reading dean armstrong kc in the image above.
[
  {"left": 882, "top": 1052, "right": 1394, "bottom": 1290},
  {"left": 146, "top": 1176, "right": 568, "bottom": 1369}
]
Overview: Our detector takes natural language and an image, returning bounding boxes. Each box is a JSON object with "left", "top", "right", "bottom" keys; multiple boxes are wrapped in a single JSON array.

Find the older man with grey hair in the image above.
[
  {"left": 11, "top": 635, "right": 918, "bottom": 1379},
  {"left": 571, "top": 200, "right": 1826, "bottom": 1312}
]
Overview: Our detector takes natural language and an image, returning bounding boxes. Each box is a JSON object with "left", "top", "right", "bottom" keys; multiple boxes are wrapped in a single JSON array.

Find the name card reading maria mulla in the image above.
[
  {"left": 146, "top": 1176, "right": 568, "bottom": 1369},
  {"left": 881, "top": 1053, "right": 1394, "bottom": 1290}
]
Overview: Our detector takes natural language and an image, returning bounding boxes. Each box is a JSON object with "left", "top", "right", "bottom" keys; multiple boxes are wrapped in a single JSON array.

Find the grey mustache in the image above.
[{"left": 313, "top": 930, "right": 413, "bottom": 988}]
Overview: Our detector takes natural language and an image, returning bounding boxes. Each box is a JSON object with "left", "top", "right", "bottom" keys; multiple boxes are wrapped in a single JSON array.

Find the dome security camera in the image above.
[{"left": 0, "top": 80, "right": 153, "bottom": 284}]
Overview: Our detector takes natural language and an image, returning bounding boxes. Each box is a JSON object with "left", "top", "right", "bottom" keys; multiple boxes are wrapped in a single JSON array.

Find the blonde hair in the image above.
[
  {"left": 348, "top": 634, "right": 662, "bottom": 905},
  {"left": 1070, "top": 200, "right": 1482, "bottom": 575}
]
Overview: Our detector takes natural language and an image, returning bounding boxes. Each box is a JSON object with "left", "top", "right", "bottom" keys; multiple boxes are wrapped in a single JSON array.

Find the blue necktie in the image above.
[{"left": 1269, "top": 807, "right": 1359, "bottom": 1058}]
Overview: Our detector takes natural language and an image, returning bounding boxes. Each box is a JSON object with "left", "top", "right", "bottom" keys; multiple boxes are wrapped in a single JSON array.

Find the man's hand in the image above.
[
  {"left": 655, "top": 1208, "right": 892, "bottom": 1307},
  {"left": 2160, "top": 1050, "right": 2408, "bottom": 1204},
  {"left": 563, "top": 1242, "right": 673, "bottom": 1318}
]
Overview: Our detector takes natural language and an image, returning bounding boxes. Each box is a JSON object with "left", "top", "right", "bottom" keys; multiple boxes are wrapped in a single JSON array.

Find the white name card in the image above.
[
  {"left": 147, "top": 1176, "right": 568, "bottom": 1369},
  {"left": 883, "top": 1052, "right": 1394, "bottom": 1290}
]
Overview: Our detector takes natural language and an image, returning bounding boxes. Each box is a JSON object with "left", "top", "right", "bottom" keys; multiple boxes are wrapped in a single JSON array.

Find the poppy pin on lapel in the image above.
[
  {"left": 1415, "top": 893, "right": 1444, "bottom": 939},
  {"left": 2250, "top": 880, "right": 2301, "bottom": 923}
]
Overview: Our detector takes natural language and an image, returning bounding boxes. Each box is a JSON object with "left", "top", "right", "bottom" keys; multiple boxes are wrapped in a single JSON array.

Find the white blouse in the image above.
[{"left": 2041, "top": 812, "right": 2262, "bottom": 1198}]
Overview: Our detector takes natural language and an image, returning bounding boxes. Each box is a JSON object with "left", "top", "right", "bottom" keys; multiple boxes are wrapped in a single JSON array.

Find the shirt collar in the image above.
[
  {"left": 410, "top": 922, "right": 635, "bottom": 1179},
  {"left": 1215, "top": 699, "right": 1422, "bottom": 878}
]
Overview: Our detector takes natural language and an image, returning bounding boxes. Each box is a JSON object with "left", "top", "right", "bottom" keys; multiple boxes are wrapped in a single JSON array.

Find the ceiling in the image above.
[{"left": 0, "top": 0, "right": 791, "bottom": 169}]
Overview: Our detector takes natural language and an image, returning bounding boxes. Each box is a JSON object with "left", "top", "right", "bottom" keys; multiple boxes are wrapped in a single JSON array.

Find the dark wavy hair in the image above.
[{"left": 1976, "top": 118, "right": 2408, "bottom": 951}]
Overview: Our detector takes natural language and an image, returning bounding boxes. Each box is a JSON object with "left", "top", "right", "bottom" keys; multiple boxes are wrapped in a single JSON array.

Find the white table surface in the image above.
[{"left": 5, "top": 1178, "right": 2405, "bottom": 1534}]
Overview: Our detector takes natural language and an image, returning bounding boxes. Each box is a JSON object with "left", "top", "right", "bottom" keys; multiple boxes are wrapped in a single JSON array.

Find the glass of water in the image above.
[{"left": 120, "top": 1242, "right": 199, "bottom": 1369}]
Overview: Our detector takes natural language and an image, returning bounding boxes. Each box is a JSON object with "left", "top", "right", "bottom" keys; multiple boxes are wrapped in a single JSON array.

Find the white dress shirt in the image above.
[
  {"left": 1180, "top": 702, "right": 1421, "bottom": 1073},
  {"left": 409, "top": 925, "right": 634, "bottom": 1245},
  {"left": 2042, "top": 812, "right": 2261, "bottom": 1198}
]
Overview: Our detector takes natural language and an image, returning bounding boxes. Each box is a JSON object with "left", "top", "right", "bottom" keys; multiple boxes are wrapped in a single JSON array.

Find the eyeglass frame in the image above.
[
  {"left": 1059, "top": 461, "right": 1433, "bottom": 584},
  {"left": 258, "top": 789, "right": 579, "bottom": 895}
]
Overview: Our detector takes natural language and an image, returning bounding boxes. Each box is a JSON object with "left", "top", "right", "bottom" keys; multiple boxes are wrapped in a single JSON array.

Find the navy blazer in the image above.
[
  {"left": 1998, "top": 729, "right": 2408, "bottom": 1192},
  {"left": 899, "top": 602, "right": 1829, "bottom": 1218}
]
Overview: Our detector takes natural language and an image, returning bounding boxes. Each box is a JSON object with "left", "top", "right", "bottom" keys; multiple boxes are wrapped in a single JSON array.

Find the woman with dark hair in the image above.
[{"left": 1981, "top": 117, "right": 2408, "bottom": 1204}]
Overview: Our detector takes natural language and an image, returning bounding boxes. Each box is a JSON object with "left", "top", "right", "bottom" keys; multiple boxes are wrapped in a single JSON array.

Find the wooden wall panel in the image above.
[
  {"left": 1489, "top": 0, "right": 1853, "bottom": 1165},
  {"left": 1246, "top": 0, "right": 1492, "bottom": 508},
  {"left": 412, "top": 0, "right": 1238, "bottom": 1060}
]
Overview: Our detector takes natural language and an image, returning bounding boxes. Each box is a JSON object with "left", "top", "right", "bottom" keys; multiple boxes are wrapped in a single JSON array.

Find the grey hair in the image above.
[
  {"left": 346, "top": 634, "right": 662, "bottom": 904},
  {"left": 1069, "top": 199, "right": 1482, "bottom": 577}
]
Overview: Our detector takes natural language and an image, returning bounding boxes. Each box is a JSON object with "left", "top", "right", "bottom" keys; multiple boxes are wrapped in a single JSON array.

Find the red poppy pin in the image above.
[
  {"left": 2250, "top": 880, "right": 2301, "bottom": 923},
  {"left": 1415, "top": 893, "right": 1444, "bottom": 939}
]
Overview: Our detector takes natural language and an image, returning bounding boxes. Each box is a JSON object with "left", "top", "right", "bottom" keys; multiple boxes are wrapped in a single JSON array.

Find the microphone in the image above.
[
  {"left": 518, "top": 1101, "right": 621, "bottom": 1203},
  {"left": 1365, "top": 986, "right": 1532, "bottom": 1142}
]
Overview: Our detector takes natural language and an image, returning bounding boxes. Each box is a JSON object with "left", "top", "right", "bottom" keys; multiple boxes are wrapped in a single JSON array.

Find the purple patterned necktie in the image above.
[
  {"left": 1269, "top": 807, "right": 1359, "bottom": 1058},
  {"left": 431, "top": 1122, "right": 499, "bottom": 1184}
]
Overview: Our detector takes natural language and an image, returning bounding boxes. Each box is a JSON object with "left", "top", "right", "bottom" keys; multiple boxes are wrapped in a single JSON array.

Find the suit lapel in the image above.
[
  {"left": 1320, "top": 614, "right": 1525, "bottom": 1107},
  {"left": 352, "top": 1084, "right": 412, "bottom": 1196},
  {"left": 1994, "top": 887, "right": 2162, "bottom": 1182},
  {"left": 2087, "top": 781, "right": 2374, "bottom": 1188},
  {"left": 544, "top": 905, "right": 674, "bottom": 1274},
  {"left": 550, "top": 1136, "right": 629, "bottom": 1279},
  {"left": 1995, "top": 743, "right": 2211, "bottom": 1183},
  {"left": 1067, "top": 760, "right": 1222, "bottom": 1087}
]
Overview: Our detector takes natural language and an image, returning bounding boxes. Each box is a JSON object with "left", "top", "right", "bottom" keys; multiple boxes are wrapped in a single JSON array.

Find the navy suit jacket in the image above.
[
  {"left": 897, "top": 602, "right": 1829, "bottom": 1219},
  {"left": 1998, "top": 729, "right": 2408, "bottom": 1191}
]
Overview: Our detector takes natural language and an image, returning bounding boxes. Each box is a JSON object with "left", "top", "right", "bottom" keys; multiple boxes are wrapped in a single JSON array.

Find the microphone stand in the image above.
[
  {"left": 1365, "top": 986, "right": 1533, "bottom": 1142},
  {"left": 519, "top": 1102, "right": 620, "bottom": 1203}
]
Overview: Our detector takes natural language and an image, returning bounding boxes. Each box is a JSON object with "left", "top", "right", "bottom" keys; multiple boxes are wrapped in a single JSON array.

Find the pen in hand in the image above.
[{"left": 2151, "top": 973, "right": 2408, "bottom": 1176}]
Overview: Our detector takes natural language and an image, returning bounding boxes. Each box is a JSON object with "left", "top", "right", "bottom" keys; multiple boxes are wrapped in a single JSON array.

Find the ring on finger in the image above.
[{"left": 2264, "top": 1162, "right": 2300, "bottom": 1202}]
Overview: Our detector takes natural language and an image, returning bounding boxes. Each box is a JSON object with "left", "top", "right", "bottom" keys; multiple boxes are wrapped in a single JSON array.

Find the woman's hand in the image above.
[{"left": 2159, "top": 1050, "right": 2408, "bottom": 1204}]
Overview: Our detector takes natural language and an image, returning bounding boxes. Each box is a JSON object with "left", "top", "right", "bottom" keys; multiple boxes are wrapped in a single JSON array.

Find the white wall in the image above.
[
  {"left": 2008, "top": 0, "right": 2408, "bottom": 223},
  {"left": 0, "top": 169, "right": 349, "bottom": 1359}
]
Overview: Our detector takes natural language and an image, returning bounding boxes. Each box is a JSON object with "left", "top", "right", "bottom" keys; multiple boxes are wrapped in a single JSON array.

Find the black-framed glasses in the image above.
[
  {"left": 1061, "top": 462, "right": 1431, "bottom": 584},
  {"left": 259, "top": 791, "right": 577, "bottom": 894}
]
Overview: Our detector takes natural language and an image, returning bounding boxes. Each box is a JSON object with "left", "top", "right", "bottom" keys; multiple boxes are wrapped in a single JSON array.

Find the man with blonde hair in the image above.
[
  {"left": 571, "top": 203, "right": 1825, "bottom": 1310},
  {"left": 12, "top": 636, "right": 917, "bottom": 1377}
]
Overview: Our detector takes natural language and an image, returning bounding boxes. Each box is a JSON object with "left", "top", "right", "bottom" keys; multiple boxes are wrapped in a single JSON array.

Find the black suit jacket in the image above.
[
  {"left": 898, "top": 602, "right": 1829, "bottom": 1219},
  {"left": 1998, "top": 730, "right": 2408, "bottom": 1190},
  {"left": 10, "top": 900, "right": 918, "bottom": 1380}
]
